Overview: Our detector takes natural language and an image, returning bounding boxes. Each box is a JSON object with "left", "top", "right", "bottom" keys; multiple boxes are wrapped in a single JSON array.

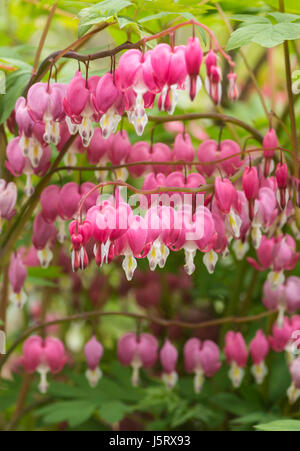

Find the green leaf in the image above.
[
  {"left": 78, "top": 0, "right": 132, "bottom": 37},
  {"left": 231, "top": 14, "right": 271, "bottom": 24},
  {"left": 211, "top": 392, "right": 256, "bottom": 416},
  {"left": 0, "top": 67, "right": 31, "bottom": 124},
  {"left": 268, "top": 353, "right": 290, "bottom": 402},
  {"left": 37, "top": 400, "right": 97, "bottom": 427},
  {"left": 116, "top": 16, "right": 135, "bottom": 29},
  {"left": 98, "top": 400, "right": 131, "bottom": 424},
  {"left": 26, "top": 276, "right": 57, "bottom": 288},
  {"left": 252, "top": 23, "right": 300, "bottom": 48},
  {"left": 226, "top": 24, "right": 268, "bottom": 50},
  {"left": 227, "top": 15, "right": 300, "bottom": 50},
  {"left": 27, "top": 266, "right": 63, "bottom": 279},
  {"left": 231, "top": 411, "right": 276, "bottom": 426},
  {"left": 255, "top": 419, "right": 300, "bottom": 431},
  {"left": 138, "top": 12, "right": 175, "bottom": 23},
  {"left": 267, "top": 12, "right": 300, "bottom": 23}
]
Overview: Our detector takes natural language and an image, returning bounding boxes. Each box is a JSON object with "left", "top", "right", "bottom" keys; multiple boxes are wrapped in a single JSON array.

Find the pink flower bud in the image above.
[
  {"left": 126, "top": 141, "right": 150, "bottom": 177},
  {"left": 151, "top": 44, "right": 172, "bottom": 90},
  {"left": 173, "top": 133, "right": 195, "bottom": 169},
  {"left": 94, "top": 72, "right": 119, "bottom": 114},
  {"left": 9, "top": 252, "right": 27, "bottom": 293},
  {"left": 6, "top": 137, "right": 26, "bottom": 176},
  {"left": 214, "top": 177, "right": 237, "bottom": 214},
  {"left": 107, "top": 130, "right": 131, "bottom": 165},
  {"left": 15, "top": 96, "right": 34, "bottom": 136},
  {"left": 41, "top": 185, "right": 60, "bottom": 223},
  {"left": 185, "top": 37, "right": 203, "bottom": 76},
  {"left": 285, "top": 277, "right": 300, "bottom": 313},
  {"left": 0, "top": 179, "right": 17, "bottom": 222},
  {"left": 263, "top": 128, "right": 278, "bottom": 158},
  {"left": 224, "top": 331, "right": 248, "bottom": 367},
  {"left": 151, "top": 143, "right": 172, "bottom": 175},
  {"left": 269, "top": 317, "right": 292, "bottom": 352},
  {"left": 33, "top": 213, "right": 56, "bottom": 250},
  {"left": 290, "top": 357, "right": 300, "bottom": 389},
  {"left": 262, "top": 279, "right": 285, "bottom": 310},
  {"left": 205, "top": 50, "right": 217, "bottom": 76},
  {"left": 249, "top": 330, "right": 269, "bottom": 365},
  {"left": 58, "top": 182, "right": 81, "bottom": 220},
  {"left": 275, "top": 162, "right": 287, "bottom": 189},
  {"left": 84, "top": 336, "right": 103, "bottom": 370},
  {"left": 197, "top": 139, "right": 218, "bottom": 177},
  {"left": 160, "top": 339, "right": 178, "bottom": 374},
  {"left": 263, "top": 128, "right": 278, "bottom": 176},
  {"left": 227, "top": 72, "right": 239, "bottom": 102},
  {"left": 86, "top": 128, "right": 111, "bottom": 164},
  {"left": 219, "top": 140, "right": 243, "bottom": 176},
  {"left": 242, "top": 166, "right": 259, "bottom": 200}
]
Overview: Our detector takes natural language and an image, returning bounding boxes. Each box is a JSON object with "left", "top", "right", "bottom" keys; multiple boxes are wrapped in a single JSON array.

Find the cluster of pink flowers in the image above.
[
  {"left": 20, "top": 319, "right": 300, "bottom": 404},
  {"left": 65, "top": 126, "right": 299, "bottom": 283},
  {"left": 6, "top": 37, "right": 236, "bottom": 196}
]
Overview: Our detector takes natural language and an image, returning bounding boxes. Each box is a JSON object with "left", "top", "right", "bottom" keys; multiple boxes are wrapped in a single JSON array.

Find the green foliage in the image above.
[
  {"left": 255, "top": 419, "right": 300, "bottom": 431},
  {"left": 78, "top": 0, "right": 133, "bottom": 37},
  {"left": 226, "top": 12, "right": 300, "bottom": 50},
  {"left": 0, "top": 59, "right": 32, "bottom": 124}
]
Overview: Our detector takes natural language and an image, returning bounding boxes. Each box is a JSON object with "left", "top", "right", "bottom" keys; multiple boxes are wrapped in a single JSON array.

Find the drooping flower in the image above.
[
  {"left": 84, "top": 336, "right": 103, "bottom": 388},
  {"left": 21, "top": 335, "right": 67, "bottom": 393},
  {"left": 263, "top": 128, "right": 278, "bottom": 176},
  {"left": 27, "top": 82, "right": 66, "bottom": 145},
  {"left": 0, "top": 179, "right": 17, "bottom": 231},
  {"left": 33, "top": 213, "right": 57, "bottom": 268},
  {"left": 63, "top": 71, "right": 100, "bottom": 146},
  {"left": 8, "top": 252, "right": 27, "bottom": 308},
  {"left": 117, "top": 333, "right": 158, "bottom": 386},
  {"left": 224, "top": 331, "right": 248, "bottom": 388},
  {"left": 94, "top": 72, "right": 123, "bottom": 139},
  {"left": 184, "top": 37, "right": 203, "bottom": 101},
  {"left": 242, "top": 166, "right": 259, "bottom": 220},
  {"left": 275, "top": 162, "right": 288, "bottom": 210},
  {"left": 172, "top": 133, "right": 195, "bottom": 170},
  {"left": 184, "top": 338, "right": 221, "bottom": 393},
  {"left": 160, "top": 339, "right": 178, "bottom": 389},
  {"left": 249, "top": 330, "right": 269, "bottom": 384},
  {"left": 287, "top": 357, "right": 300, "bottom": 404},
  {"left": 205, "top": 50, "right": 222, "bottom": 104}
]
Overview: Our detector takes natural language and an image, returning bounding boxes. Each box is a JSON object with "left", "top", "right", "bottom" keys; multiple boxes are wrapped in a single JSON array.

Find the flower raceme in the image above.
[
  {"left": 8, "top": 34, "right": 238, "bottom": 163},
  {"left": 18, "top": 321, "right": 300, "bottom": 397}
]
